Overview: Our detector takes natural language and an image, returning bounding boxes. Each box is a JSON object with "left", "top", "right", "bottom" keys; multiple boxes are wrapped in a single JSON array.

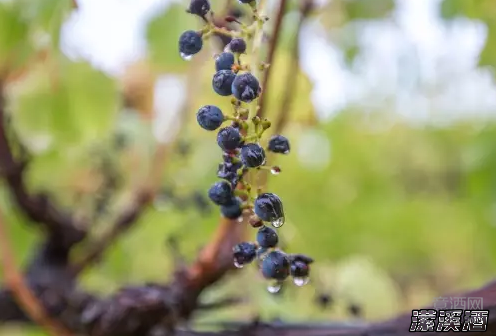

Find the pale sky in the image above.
[{"left": 60, "top": 0, "right": 496, "bottom": 122}]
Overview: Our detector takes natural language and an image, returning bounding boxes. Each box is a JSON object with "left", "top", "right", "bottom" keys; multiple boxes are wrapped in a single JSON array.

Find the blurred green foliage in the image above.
[
  {"left": 1, "top": 0, "right": 496, "bottom": 335},
  {"left": 10, "top": 60, "right": 119, "bottom": 150},
  {"left": 441, "top": 0, "right": 496, "bottom": 68}
]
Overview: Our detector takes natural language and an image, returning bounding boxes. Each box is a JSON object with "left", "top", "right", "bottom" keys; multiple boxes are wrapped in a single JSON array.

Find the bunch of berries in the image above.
[{"left": 180, "top": 0, "right": 313, "bottom": 293}]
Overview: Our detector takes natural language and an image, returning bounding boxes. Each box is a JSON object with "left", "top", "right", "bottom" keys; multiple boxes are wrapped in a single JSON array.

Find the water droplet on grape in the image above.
[
  {"left": 271, "top": 217, "right": 285, "bottom": 228},
  {"left": 267, "top": 282, "right": 282, "bottom": 294},
  {"left": 234, "top": 260, "right": 244, "bottom": 268},
  {"left": 293, "top": 277, "right": 309, "bottom": 287},
  {"left": 180, "top": 52, "right": 193, "bottom": 61}
]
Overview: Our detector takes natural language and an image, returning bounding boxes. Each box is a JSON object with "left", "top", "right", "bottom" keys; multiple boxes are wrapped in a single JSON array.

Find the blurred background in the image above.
[{"left": 1, "top": 0, "right": 496, "bottom": 334}]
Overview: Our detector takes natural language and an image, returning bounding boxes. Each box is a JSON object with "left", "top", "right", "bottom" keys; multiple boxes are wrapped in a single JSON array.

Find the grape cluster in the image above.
[{"left": 180, "top": 0, "right": 313, "bottom": 293}]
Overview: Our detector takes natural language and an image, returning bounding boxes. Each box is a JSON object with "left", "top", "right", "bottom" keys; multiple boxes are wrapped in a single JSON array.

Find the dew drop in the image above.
[
  {"left": 271, "top": 217, "right": 285, "bottom": 228},
  {"left": 180, "top": 52, "right": 193, "bottom": 61},
  {"left": 234, "top": 260, "right": 244, "bottom": 268},
  {"left": 270, "top": 167, "right": 281, "bottom": 175},
  {"left": 293, "top": 277, "right": 309, "bottom": 287},
  {"left": 267, "top": 282, "right": 282, "bottom": 294}
]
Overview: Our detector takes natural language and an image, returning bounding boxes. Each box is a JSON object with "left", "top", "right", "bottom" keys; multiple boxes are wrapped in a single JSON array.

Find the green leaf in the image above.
[
  {"left": 10, "top": 66, "right": 69, "bottom": 151},
  {"left": 439, "top": 1, "right": 496, "bottom": 70},
  {"left": 60, "top": 60, "right": 120, "bottom": 145},
  {"left": 440, "top": 0, "right": 496, "bottom": 21},
  {"left": 10, "top": 59, "right": 119, "bottom": 151},
  {"left": 0, "top": 3, "right": 29, "bottom": 66},
  {"left": 146, "top": 4, "right": 198, "bottom": 73},
  {"left": 343, "top": 0, "right": 395, "bottom": 20},
  {"left": 13, "top": 0, "right": 73, "bottom": 48},
  {"left": 440, "top": 0, "right": 467, "bottom": 19},
  {"left": 479, "top": 23, "right": 496, "bottom": 69}
]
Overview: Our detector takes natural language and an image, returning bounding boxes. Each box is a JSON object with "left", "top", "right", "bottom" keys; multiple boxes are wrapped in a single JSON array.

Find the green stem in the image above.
[
  {"left": 224, "top": 115, "right": 237, "bottom": 121},
  {"left": 235, "top": 189, "right": 250, "bottom": 198},
  {"left": 256, "top": 186, "right": 263, "bottom": 196},
  {"left": 242, "top": 203, "right": 254, "bottom": 210},
  {"left": 243, "top": 134, "right": 258, "bottom": 142},
  {"left": 210, "top": 26, "right": 242, "bottom": 38},
  {"left": 256, "top": 166, "right": 271, "bottom": 171}
]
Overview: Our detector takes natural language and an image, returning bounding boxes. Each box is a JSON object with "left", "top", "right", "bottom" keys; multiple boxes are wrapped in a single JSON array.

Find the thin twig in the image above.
[
  {"left": 256, "top": 0, "right": 288, "bottom": 119},
  {"left": 0, "top": 209, "right": 73, "bottom": 336},
  {"left": 272, "top": 1, "right": 311, "bottom": 135},
  {"left": 69, "top": 190, "right": 150, "bottom": 276}
]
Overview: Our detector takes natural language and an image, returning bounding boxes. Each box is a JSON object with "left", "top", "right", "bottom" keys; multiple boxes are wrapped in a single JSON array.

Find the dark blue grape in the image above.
[
  {"left": 268, "top": 135, "right": 290, "bottom": 154},
  {"left": 217, "top": 126, "right": 242, "bottom": 151},
  {"left": 261, "top": 251, "right": 290, "bottom": 280},
  {"left": 215, "top": 52, "right": 235, "bottom": 71},
  {"left": 179, "top": 30, "right": 203, "bottom": 56},
  {"left": 217, "top": 157, "right": 243, "bottom": 187},
  {"left": 233, "top": 241, "right": 257, "bottom": 266},
  {"left": 217, "top": 163, "right": 237, "bottom": 181},
  {"left": 254, "top": 192, "right": 284, "bottom": 222},
  {"left": 208, "top": 180, "right": 233, "bottom": 205},
  {"left": 240, "top": 143, "right": 265, "bottom": 168},
  {"left": 196, "top": 105, "right": 224, "bottom": 131},
  {"left": 228, "top": 38, "right": 247, "bottom": 53},
  {"left": 289, "top": 254, "right": 314, "bottom": 265},
  {"left": 232, "top": 72, "right": 260, "bottom": 102},
  {"left": 212, "top": 70, "right": 236, "bottom": 96},
  {"left": 256, "top": 225, "right": 279, "bottom": 248},
  {"left": 187, "top": 0, "right": 210, "bottom": 17},
  {"left": 220, "top": 197, "right": 243, "bottom": 219},
  {"left": 218, "top": 160, "right": 242, "bottom": 178},
  {"left": 290, "top": 260, "right": 310, "bottom": 278}
]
